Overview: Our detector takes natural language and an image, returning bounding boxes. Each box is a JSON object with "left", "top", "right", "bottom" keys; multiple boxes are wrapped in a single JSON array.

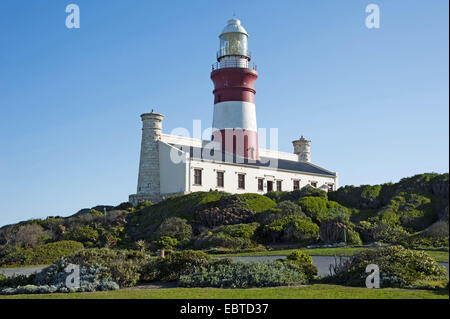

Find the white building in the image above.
[{"left": 129, "top": 18, "right": 338, "bottom": 205}]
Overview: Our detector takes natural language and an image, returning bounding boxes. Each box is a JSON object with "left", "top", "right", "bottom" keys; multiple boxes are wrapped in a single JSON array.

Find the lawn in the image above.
[
  {"left": 0, "top": 284, "right": 447, "bottom": 299},
  {"left": 216, "top": 247, "right": 449, "bottom": 263}
]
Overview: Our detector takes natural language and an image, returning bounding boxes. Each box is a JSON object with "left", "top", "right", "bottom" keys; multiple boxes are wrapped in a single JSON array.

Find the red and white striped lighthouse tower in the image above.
[{"left": 211, "top": 18, "right": 259, "bottom": 160}]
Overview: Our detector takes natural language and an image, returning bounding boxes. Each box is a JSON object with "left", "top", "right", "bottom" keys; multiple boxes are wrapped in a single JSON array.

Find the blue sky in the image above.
[{"left": 0, "top": 0, "right": 448, "bottom": 227}]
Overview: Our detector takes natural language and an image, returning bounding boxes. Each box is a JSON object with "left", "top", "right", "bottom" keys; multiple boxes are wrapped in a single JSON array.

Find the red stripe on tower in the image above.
[{"left": 211, "top": 18, "right": 259, "bottom": 160}]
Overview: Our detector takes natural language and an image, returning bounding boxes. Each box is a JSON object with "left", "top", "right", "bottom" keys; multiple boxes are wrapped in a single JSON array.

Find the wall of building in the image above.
[
  {"left": 159, "top": 141, "right": 190, "bottom": 195},
  {"left": 188, "top": 158, "right": 338, "bottom": 194}
]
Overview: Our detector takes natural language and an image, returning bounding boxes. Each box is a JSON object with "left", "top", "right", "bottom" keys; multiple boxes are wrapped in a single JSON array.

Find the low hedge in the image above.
[{"left": 179, "top": 260, "right": 308, "bottom": 288}]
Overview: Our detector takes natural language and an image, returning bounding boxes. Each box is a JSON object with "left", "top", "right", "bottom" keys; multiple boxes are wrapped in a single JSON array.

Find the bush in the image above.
[
  {"left": 12, "top": 224, "right": 49, "bottom": 249},
  {"left": 256, "top": 201, "right": 305, "bottom": 225},
  {"left": 356, "top": 221, "right": 376, "bottom": 243},
  {"left": 30, "top": 241, "right": 84, "bottom": 265},
  {"left": 0, "top": 273, "right": 34, "bottom": 288},
  {"left": 281, "top": 250, "right": 318, "bottom": 280},
  {"left": 346, "top": 229, "right": 363, "bottom": 246},
  {"left": 0, "top": 259, "right": 119, "bottom": 295},
  {"left": 372, "top": 222, "right": 410, "bottom": 244},
  {"left": 218, "top": 223, "right": 259, "bottom": 240},
  {"left": 66, "top": 248, "right": 147, "bottom": 287},
  {"left": 179, "top": 261, "right": 308, "bottom": 288},
  {"left": 136, "top": 200, "right": 153, "bottom": 210},
  {"left": 328, "top": 246, "right": 448, "bottom": 288},
  {"left": 298, "top": 197, "right": 350, "bottom": 224},
  {"left": 156, "top": 218, "right": 192, "bottom": 246},
  {"left": 194, "top": 223, "right": 259, "bottom": 250},
  {"left": 238, "top": 193, "right": 276, "bottom": 212},
  {"left": 0, "top": 241, "right": 84, "bottom": 267},
  {"left": 142, "top": 250, "right": 211, "bottom": 282},
  {"left": 261, "top": 216, "right": 319, "bottom": 244},
  {"left": 319, "top": 211, "right": 358, "bottom": 244},
  {"left": 266, "top": 186, "right": 328, "bottom": 203},
  {"left": 152, "top": 236, "right": 178, "bottom": 254},
  {"left": 63, "top": 226, "right": 99, "bottom": 246},
  {"left": 401, "top": 221, "right": 449, "bottom": 248},
  {"left": 0, "top": 246, "right": 33, "bottom": 266}
]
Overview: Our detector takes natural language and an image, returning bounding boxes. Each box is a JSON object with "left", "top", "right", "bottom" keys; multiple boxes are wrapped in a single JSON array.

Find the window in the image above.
[
  {"left": 194, "top": 169, "right": 202, "bottom": 185},
  {"left": 238, "top": 174, "right": 245, "bottom": 189},
  {"left": 258, "top": 178, "right": 264, "bottom": 191},
  {"left": 276, "top": 180, "right": 282, "bottom": 191},
  {"left": 267, "top": 181, "right": 273, "bottom": 192},
  {"left": 217, "top": 171, "right": 224, "bottom": 187},
  {"left": 327, "top": 184, "right": 334, "bottom": 192},
  {"left": 293, "top": 180, "right": 300, "bottom": 190},
  {"left": 310, "top": 181, "right": 317, "bottom": 188}
]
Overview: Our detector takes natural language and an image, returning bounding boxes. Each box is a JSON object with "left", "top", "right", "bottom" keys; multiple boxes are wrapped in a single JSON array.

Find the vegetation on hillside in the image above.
[{"left": 0, "top": 173, "right": 448, "bottom": 269}]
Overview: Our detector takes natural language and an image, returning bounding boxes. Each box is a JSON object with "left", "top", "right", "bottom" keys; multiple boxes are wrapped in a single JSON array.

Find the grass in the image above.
[
  {"left": 216, "top": 247, "right": 449, "bottom": 262},
  {"left": 0, "top": 284, "right": 447, "bottom": 299}
]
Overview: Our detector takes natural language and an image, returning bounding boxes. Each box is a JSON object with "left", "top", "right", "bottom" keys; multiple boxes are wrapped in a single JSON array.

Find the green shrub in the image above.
[
  {"left": 179, "top": 260, "right": 308, "bottom": 288},
  {"left": 266, "top": 186, "right": 328, "bottom": 203},
  {"left": 401, "top": 221, "right": 449, "bottom": 248},
  {"left": 319, "top": 212, "right": 353, "bottom": 244},
  {"left": 281, "top": 250, "right": 318, "bottom": 280},
  {"left": 219, "top": 222, "right": 259, "bottom": 240},
  {"left": 63, "top": 226, "right": 99, "bottom": 246},
  {"left": 66, "top": 248, "right": 147, "bottom": 287},
  {"left": 142, "top": 250, "right": 211, "bottom": 282},
  {"left": 194, "top": 232, "right": 254, "bottom": 250},
  {"left": 115, "top": 202, "right": 134, "bottom": 211},
  {"left": 0, "top": 246, "right": 33, "bottom": 266},
  {"left": 0, "top": 273, "right": 34, "bottom": 288},
  {"left": 297, "top": 197, "right": 350, "bottom": 224},
  {"left": 238, "top": 193, "right": 276, "bottom": 212},
  {"left": 261, "top": 216, "right": 319, "bottom": 244},
  {"left": 346, "top": 229, "right": 363, "bottom": 246},
  {"left": 136, "top": 200, "right": 153, "bottom": 211},
  {"left": 194, "top": 223, "right": 259, "bottom": 250},
  {"left": 28, "top": 241, "right": 84, "bottom": 265},
  {"left": 256, "top": 201, "right": 305, "bottom": 225},
  {"left": 328, "top": 246, "right": 448, "bottom": 288},
  {"left": 0, "top": 241, "right": 84, "bottom": 267},
  {"left": 356, "top": 220, "right": 376, "bottom": 243},
  {"left": 152, "top": 236, "right": 178, "bottom": 253},
  {"left": 156, "top": 218, "right": 192, "bottom": 246},
  {"left": 372, "top": 222, "right": 410, "bottom": 244},
  {"left": 329, "top": 185, "right": 383, "bottom": 209}
]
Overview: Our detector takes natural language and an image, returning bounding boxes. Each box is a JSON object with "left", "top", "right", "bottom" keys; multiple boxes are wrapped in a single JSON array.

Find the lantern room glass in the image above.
[{"left": 219, "top": 32, "right": 248, "bottom": 58}]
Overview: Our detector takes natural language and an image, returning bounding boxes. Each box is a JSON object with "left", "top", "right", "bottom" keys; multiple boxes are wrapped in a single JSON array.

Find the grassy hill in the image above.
[{"left": 0, "top": 173, "right": 448, "bottom": 267}]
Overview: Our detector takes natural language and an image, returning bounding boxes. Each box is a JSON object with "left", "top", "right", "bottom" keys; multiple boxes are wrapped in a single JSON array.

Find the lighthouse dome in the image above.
[
  {"left": 217, "top": 18, "right": 250, "bottom": 60},
  {"left": 220, "top": 18, "right": 248, "bottom": 36}
]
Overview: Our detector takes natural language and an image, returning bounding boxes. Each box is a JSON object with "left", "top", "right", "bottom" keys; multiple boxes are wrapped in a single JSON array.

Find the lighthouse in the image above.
[
  {"left": 129, "top": 17, "right": 339, "bottom": 206},
  {"left": 211, "top": 18, "right": 259, "bottom": 160}
]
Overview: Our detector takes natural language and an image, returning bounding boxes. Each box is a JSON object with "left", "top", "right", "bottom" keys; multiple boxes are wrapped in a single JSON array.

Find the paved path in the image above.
[{"left": 1, "top": 257, "right": 448, "bottom": 278}]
